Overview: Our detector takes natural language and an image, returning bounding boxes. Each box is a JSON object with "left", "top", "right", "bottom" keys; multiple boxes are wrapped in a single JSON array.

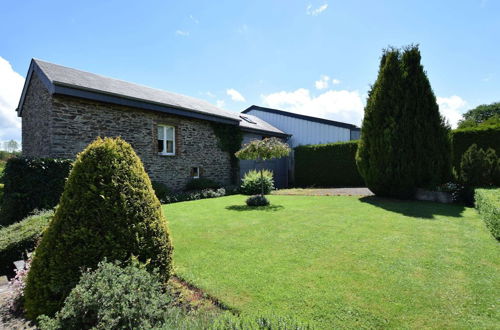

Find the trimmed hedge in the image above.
[
  {"left": 295, "top": 141, "right": 364, "bottom": 187},
  {"left": 0, "top": 158, "right": 72, "bottom": 226},
  {"left": 451, "top": 125, "right": 500, "bottom": 173},
  {"left": 0, "top": 210, "right": 53, "bottom": 277},
  {"left": 24, "top": 137, "right": 173, "bottom": 319},
  {"left": 475, "top": 188, "right": 500, "bottom": 240}
]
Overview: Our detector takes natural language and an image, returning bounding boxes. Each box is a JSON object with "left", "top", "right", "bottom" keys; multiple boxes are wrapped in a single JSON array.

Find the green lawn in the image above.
[{"left": 164, "top": 195, "right": 499, "bottom": 329}]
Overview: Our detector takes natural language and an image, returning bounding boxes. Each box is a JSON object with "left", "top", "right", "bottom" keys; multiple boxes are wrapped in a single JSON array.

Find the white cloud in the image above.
[
  {"left": 0, "top": 56, "right": 23, "bottom": 141},
  {"left": 237, "top": 24, "right": 249, "bottom": 34},
  {"left": 437, "top": 96, "right": 467, "bottom": 128},
  {"left": 175, "top": 30, "right": 189, "bottom": 36},
  {"left": 203, "top": 91, "right": 215, "bottom": 98},
  {"left": 306, "top": 3, "right": 328, "bottom": 16},
  {"left": 216, "top": 100, "right": 225, "bottom": 108},
  {"left": 261, "top": 88, "right": 364, "bottom": 126},
  {"left": 315, "top": 75, "right": 330, "bottom": 90},
  {"left": 189, "top": 15, "right": 199, "bottom": 24},
  {"left": 332, "top": 78, "right": 341, "bottom": 85},
  {"left": 226, "top": 88, "right": 246, "bottom": 102}
]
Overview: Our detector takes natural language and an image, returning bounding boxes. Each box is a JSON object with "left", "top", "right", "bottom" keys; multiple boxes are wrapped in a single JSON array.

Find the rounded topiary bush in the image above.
[
  {"left": 246, "top": 195, "right": 270, "bottom": 207},
  {"left": 24, "top": 137, "right": 173, "bottom": 319}
]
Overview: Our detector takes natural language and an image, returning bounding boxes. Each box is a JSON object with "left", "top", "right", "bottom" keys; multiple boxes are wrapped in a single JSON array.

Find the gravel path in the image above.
[
  {"left": 273, "top": 187, "right": 374, "bottom": 196},
  {"left": 0, "top": 277, "right": 34, "bottom": 329}
]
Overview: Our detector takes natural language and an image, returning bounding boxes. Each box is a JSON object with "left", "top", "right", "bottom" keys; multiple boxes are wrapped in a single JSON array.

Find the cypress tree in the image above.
[
  {"left": 356, "top": 45, "right": 450, "bottom": 198},
  {"left": 24, "top": 137, "right": 173, "bottom": 319},
  {"left": 401, "top": 45, "right": 451, "bottom": 189}
]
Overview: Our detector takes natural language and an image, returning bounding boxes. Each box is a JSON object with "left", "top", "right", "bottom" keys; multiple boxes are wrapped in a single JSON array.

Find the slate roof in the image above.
[
  {"left": 238, "top": 113, "right": 288, "bottom": 136},
  {"left": 17, "top": 59, "right": 287, "bottom": 136}
]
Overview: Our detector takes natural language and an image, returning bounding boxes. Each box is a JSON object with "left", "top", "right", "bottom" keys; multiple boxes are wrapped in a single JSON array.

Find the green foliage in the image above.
[
  {"left": 451, "top": 125, "right": 500, "bottom": 173},
  {"left": 24, "top": 137, "right": 173, "bottom": 319},
  {"left": 457, "top": 102, "right": 500, "bottom": 129},
  {"left": 459, "top": 144, "right": 499, "bottom": 187},
  {"left": 0, "top": 210, "right": 52, "bottom": 277},
  {"left": 475, "top": 188, "right": 500, "bottom": 240},
  {"left": 211, "top": 313, "right": 311, "bottom": 329},
  {"left": 0, "top": 183, "right": 3, "bottom": 203},
  {"left": 185, "top": 178, "right": 221, "bottom": 191},
  {"left": 295, "top": 141, "right": 364, "bottom": 187},
  {"left": 38, "top": 260, "right": 171, "bottom": 330},
  {"left": 151, "top": 181, "right": 172, "bottom": 203},
  {"left": 236, "top": 137, "right": 290, "bottom": 161},
  {"left": 0, "top": 158, "right": 72, "bottom": 226},
  {"left": 240, "top": 170, "right": 274, "bottom": 195},
  {"left": 246, "top": 195, "right": 270, "bottom": 207},
  {"left": 211, "top": 123, "right": 243, "bottom": 183},
  {"left": 356, "top": 45, "right": 450, "bottom": 198}
]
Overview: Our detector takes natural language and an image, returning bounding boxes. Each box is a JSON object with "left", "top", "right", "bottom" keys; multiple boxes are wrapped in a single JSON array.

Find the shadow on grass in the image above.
[
  {"left": 359, "top": 196, "right": 466, "bottom": 219},
  {"left": 225, "top": 205, "right": 284, "bottom": 212}
]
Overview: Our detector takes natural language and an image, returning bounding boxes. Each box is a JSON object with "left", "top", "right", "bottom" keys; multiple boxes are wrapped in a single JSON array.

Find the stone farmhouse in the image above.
[{"left": 16, "top": 59, "right": 359, "bottom": 190}]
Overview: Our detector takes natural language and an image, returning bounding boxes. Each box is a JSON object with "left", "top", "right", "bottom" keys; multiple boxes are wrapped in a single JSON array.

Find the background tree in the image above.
[
  {"left": 356, "top": 45, "right": 450, "bottom": 198},
  {"left": 235, "top": 137, "right": 290, "bottom": 197},
  {"left": 6, "top": 140, "right": 19, "bottom": 152},
  {"left": 24, "top": 137, "right": 173, "bottom": 319},
  {"left": 457, "top": 102, "right": 500, "bottom": 129}
]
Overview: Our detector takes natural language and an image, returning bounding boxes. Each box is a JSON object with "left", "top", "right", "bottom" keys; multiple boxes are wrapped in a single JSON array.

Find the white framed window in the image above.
[
  {"left": 157, "top": 125, "right": 175, "bottom": 155},
  {"left": 191, "top": 167, "right": 200, "bottom": 179}
]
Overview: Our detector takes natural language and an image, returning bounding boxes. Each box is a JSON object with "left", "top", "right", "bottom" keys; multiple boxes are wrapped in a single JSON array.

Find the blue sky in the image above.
[{"left": 1, "top": 0, "right": 499, "bottom": 143}]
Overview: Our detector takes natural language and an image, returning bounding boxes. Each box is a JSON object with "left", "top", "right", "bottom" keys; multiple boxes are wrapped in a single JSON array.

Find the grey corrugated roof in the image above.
[
  {"left": 33, "top": 59, "right": 241, "bottom": 122},
  {"left": 238, "top": 113, "right": 287, "bottom": 136}
]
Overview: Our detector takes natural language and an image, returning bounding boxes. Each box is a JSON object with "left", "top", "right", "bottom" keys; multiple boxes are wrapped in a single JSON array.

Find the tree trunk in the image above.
[{"left": 260, "top": 166, "right": 264, "bottom": 196}]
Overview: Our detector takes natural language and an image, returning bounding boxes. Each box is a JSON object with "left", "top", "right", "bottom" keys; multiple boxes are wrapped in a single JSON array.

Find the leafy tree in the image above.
[
  {"left": 356, "top": 45, "right": 450, "bottom": 198},
  {"left": 24, "top": 137, "right": 173, "bottom": 319},
  {"left": 459, "top": 144, "right": 498, "bottom": 187},
  {"left": 235, "top": 137, "right": 290, "bottom": 196},
  {"left": 457, "top": 102, "right": 500, "bottom": 129}
]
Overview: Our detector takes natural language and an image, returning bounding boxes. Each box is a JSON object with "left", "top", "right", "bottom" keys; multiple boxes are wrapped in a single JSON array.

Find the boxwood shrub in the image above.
[
  {"left": 185, "top": 178, "right": 221, "bottom": 191},
  {"left": 0, "top": 210, "right": 53, "bottom": 277},
  {"left": 295, "top": 141, "right": 364, "bottom": 187},
  {"left": 475, "top": 188, "right": 500, "bottom": 240},
  {"left": 451, "top": 125, "right": 500, "bottom": 173},
  {"left": 24, "top": 137, "right": 173, "bottom": 319},
  {"left": 0, "top": 158, "right": 72, "bottom": 226}
]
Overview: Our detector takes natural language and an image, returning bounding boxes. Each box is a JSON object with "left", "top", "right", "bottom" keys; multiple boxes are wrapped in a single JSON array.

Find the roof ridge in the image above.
[{"left": 32, "top": 58, "right": 239, "bottom": 120}]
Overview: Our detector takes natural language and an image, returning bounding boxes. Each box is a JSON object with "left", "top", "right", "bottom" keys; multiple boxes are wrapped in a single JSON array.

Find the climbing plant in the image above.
[{"left": 211, "top": 123, "right": 243, "bottom": 183}]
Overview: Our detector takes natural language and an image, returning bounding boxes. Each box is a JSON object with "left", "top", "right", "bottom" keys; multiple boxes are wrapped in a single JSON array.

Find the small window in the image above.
[
  {"left": 239, "top": 115, "right": 257, "bottom": 124},
  {"left": 191, "top": 167, "right": 200, "bottom": 179},
  {"left": 157, "top": 125, "right": 175, "bottom": 155}
]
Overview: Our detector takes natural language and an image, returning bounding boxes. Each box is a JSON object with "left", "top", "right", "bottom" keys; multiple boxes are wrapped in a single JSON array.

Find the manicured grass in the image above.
[{"left": 164, "top": 195, "right": 499, "bottom": 329}]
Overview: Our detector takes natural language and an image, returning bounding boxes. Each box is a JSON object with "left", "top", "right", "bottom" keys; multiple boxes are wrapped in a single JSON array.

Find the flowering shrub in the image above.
[
  {"left": 240, "top": 170, "right": 275, "bottom": 195},
  {"left": 8, "top": 256, "right": 32, "bottom": 313}
]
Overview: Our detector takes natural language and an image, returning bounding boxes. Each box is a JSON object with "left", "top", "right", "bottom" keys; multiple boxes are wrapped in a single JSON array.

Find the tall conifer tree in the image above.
[{"left": 356, "top": 45, "right": 450, "bottom": 198}]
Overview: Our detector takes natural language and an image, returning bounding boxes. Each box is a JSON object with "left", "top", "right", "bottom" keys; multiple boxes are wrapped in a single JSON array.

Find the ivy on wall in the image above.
[{"left": 211, "top": 123, "right": 243, "bottom": 184}]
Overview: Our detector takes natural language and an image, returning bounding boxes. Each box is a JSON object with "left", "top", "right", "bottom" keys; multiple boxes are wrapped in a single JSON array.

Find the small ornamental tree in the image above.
[
  {"left": 24, "top": 137, "right": 173, "bottom": 319},
  {"left": 235, "top": 138, "right": 290, "bottom": 198}
]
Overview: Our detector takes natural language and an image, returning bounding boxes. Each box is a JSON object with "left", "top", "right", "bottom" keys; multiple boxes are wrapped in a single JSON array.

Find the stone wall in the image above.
[
  {"left": 21, "top": 74, "right": 233, "bottom": 191},
  {"left": 21, "top": 74, "right": 53, "bottom": 157}
]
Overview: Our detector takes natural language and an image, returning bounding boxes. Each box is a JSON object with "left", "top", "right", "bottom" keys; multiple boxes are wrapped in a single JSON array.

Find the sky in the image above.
[{"left": 1, "top": 0, "right": 499, "bottom": 144}]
